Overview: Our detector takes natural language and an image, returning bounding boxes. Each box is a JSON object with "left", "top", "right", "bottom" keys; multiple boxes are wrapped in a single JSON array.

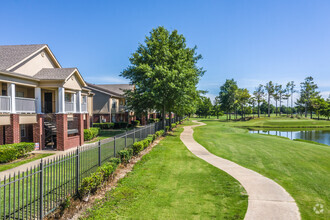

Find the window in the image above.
[
  {"left": 20, "top": 125, "right": 26, "bottom": 137},
  {"left": 16, "top": 91, "right": 24, "bottom": 98},
  {"left": 82, "top": 95, "right": 87, "bottom": 104},
  {"left": 112, "top": 99, "right": 117, "bottom": 108},
  {"left": 65, "top": 93, "right": 73, "bottom": 102}
]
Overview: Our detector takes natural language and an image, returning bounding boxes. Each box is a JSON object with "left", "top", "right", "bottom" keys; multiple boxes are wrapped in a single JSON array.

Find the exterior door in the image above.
[{"left": 44, "top": 92, "right": 53, "bottom": 113}]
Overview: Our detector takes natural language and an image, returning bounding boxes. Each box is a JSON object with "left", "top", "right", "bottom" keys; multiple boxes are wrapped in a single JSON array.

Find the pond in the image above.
[{"left": 249, "top": 129, "right": 330, "bottom": 145}]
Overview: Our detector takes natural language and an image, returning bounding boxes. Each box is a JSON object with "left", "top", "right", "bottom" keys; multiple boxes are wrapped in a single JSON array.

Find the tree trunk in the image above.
[
  {"left": 258, "top": 102, "right": 260, "bottom": 118},
  {"left": 268, "top": 95, "right": 271, "bottom": 117},
  {"left": 279, "top": 97, "right": 282, "bottom": 116},
  {"left": 305, "top": 103, "right": 307, "bottom": 118},
  {"left": 162, "top": 105, "right": 166, "bottom": 131},
  {"left": 169, "top": 111, "right": 172, "bottom": 130},
  {"left": 275, "top": 100, "right": 278, "bottom": 116}
]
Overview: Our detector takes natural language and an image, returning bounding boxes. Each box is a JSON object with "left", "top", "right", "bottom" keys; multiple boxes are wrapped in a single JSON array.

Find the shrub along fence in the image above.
[{"left": 0, "top": 117, "right": 184, "bottom": 219}]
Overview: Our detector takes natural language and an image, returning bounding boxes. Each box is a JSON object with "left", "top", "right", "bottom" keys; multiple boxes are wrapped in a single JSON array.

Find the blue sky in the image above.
[{"left": 1, "top": 0, "right": 330, "bottom": 101}]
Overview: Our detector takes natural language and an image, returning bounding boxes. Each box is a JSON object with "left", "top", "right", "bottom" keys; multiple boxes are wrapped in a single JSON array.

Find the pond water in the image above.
[{"left": 249, "top": 129, "right": 330, "bottom": 145}]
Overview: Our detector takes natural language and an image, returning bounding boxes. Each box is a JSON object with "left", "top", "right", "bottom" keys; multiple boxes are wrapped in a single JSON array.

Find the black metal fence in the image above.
[{"left": 0, "top": 118, "right": 182, "bottom": 219}]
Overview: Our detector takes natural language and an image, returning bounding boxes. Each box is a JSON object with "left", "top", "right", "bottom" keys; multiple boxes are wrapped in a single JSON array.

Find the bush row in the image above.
[
  {"left": 0, "top": 142, "right": 35, "bottom": 163},
  {"left": 78, "top": 157, "right": 121, "bottom": 199},
  {"left": 132, "top": 130, "right": 164, "bottom": 155},
  {"left": 148, "top": 118, "right": 160, "bottom": 123},
  {"left": 93, "top": 122, "right": 115, "bottom": 129},
  {"left": 131, "top": 120, "right": 140, "bottom": 127},
  {"left": 84, "top": 127, "right": 100, "bottom": 141}
]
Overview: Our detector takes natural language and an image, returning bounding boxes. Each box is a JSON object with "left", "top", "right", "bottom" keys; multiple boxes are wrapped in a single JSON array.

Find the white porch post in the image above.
[
  {"left": 77, "top": 91, "right": 82, "bottom": 113},
  {"left": 8, "top": 83, "right": 16, "bottom": 113},
  {"left": 35, "top": 87, "right": 42, "bottom": 113},
  {"left": 73, "top": 93, "right": 77, "bottom": 113},
  {"left": 58, "top": 87, "right": 65, "bottom": 113}
]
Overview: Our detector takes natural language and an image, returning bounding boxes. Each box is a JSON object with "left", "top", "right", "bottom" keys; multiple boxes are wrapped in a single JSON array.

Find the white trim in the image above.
[{"left": 58, "top": 87, "right": 65, "bottom": 113}]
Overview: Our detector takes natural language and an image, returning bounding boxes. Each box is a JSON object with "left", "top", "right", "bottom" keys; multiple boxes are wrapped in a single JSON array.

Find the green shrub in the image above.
[
  {"left": 132, "top": 142, "right": 144, "bottom": 155},
  {"left": 118, "top": 148, "right": 133, "bottom": 164},
  {"left": 84, "top": 127, "right": 100, "bottom": 141},
  {"left": 148, "top": 118, "right": 159, "bottom": 123},
  {"left": 97, "top": 162, "right": 114, "bottom": 179},
  {"left": 114, "top": 122, "right": 128, "bottom": 129},
  {"left": 132, "top": 120, "right": 140, "bottom": 127},
  {"left": 109, "top": 157, "right": 121, "bottom": 168},
  {"left": 165, "top": 126, "right": 170, "bottom": 132},
  {"left": 171, "top": 123, "right": 176, "bottom": 128},
  {"left": 0, "top": 142, "right": 35, "bottom": 163},
  {"left": 155, "top": 130, "right": 165, "bottom": 137},
  {"left": 93, "top": 123, "right": 114, "bottom": 129}
]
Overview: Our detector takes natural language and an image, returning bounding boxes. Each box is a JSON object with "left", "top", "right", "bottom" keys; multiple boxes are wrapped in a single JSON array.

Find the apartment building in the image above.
[
  {"left": 86, "top": 83, "right": 135, "bottom": 124},
  {"left": 0, "top": 44, "right": 93, "bottom": 151}
]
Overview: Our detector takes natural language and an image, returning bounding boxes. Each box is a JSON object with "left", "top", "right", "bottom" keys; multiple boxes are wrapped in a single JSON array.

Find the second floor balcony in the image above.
[{"left": 0, "top": 95, "right": 36, "bottom": 113}]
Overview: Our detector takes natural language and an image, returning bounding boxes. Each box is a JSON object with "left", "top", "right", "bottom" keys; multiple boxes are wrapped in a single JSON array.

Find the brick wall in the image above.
[
  {"left": 84, "top": 113, "right": 90, "bottom": 129},
  {"left": 0, "top": 126, "right": 3, "bottom": 145},
  {"left": 56, "top": 114, "right": 67, "bottom": 151},
  {"left": 33, "top": 114, "right": 45, "bottom": 149},
  {"left": 5, "top": 114, "right": 20, "bottom": 144},
  {"left": 93, "top": 114, "right": 110, "bottom": 123},
  {"left": 74, "top": 114, "right": 84, "bottom": 146}
]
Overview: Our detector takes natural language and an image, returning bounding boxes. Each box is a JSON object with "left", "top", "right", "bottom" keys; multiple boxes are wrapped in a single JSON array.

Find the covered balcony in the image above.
[{"left": 0, "top": 83, "right": 36, "bottom": 113}]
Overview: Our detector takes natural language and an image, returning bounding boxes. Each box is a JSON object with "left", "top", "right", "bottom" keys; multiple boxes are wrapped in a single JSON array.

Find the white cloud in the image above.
[
  {"left": 85, "top": 75, "right": 129, "bottom": 84},
  {"left": 320, "top": 91, "right": 330, "bottom": 98}
]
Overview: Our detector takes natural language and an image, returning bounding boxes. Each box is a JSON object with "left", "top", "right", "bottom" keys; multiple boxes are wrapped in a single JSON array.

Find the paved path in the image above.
[{"left": 180, "top": 121, "right": 301, "bottom": 220}]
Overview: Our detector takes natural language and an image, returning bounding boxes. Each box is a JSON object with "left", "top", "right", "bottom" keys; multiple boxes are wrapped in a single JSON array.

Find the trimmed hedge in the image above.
[
  {"left": 131, "top": 120, "right": 140, "bottom": 127},
  {"left": 78, "top": 160, "right": 118, "bottom": 199},
  {"left": 118, "top": 148, "right": 133, "bottom": 164},
  {"left": 114, "top": 122, "right": 128, "bottom": 129},
  {"left": 0, "top": 142, "right": 35, "bottom": 163},
  {"left": 93, "top": 123, "right": 114, "bottom": 129},
  {"left": 84, "top": 127, "right": 100, "bottom": 141},
  {"left": 148, "top": 118, "right": 159, "bottom": 123}
]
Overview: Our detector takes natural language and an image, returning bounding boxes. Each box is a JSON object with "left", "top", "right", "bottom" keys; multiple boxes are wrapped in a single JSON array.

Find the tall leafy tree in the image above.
[
  {"left": 236, "top": 88, "right": 251, "bottom": 119},
  {"left": 121, "top": 26, "right": 204, "bottom": 130},
  {"left": 213, "top": 97, "right": 222, "bottom": 119},
  {"left": 299, "top": 76, "right": 320, "bottom": 118},
  {"left": 273, "top": 84, "right": 281, "bottom": 116},
  {"left": 265, "top": 81, "right": 275, "bottom": 117},
  {"left": 253, "top": 84, "right": 265, "bottom": 118},
  {"left": 219, "top": 79, "right": 238, "bottom": 120},
  {"left": 288, "top": 81, "right": 297, "bottom": 116}
]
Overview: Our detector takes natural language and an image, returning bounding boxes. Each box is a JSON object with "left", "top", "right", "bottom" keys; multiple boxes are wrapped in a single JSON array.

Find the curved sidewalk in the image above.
[{"left": 180, "top": 121, "right": 301, "bottom": 220}]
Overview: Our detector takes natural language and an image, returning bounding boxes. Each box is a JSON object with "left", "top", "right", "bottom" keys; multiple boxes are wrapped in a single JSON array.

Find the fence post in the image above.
[
  {"left": 98, "top": 140, "right": 101, "bottom": 166},
  {"left": 125, "top": 131, "right": 127, "bottom": 148},
  {"left": 133, "top": 128, "right": 135, "bottom": 143},
  {"left": 114, "top": 136, "right": 116, "bottom": 157},
  {"left": 76, "top": 147, "right": 79, "bottom": 195},
  {"left": 39, "top": 159, "right": 44, "bottom": 220}
]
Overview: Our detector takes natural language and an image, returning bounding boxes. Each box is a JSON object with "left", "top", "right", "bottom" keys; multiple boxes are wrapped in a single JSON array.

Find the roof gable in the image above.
[{"left": 0, "top": 44, "right": 61, "bottom": 71}]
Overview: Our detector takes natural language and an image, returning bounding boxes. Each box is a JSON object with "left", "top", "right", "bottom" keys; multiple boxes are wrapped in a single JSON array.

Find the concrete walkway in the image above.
[{"left": 180, "top": 121, "right": 301, "bottom": 220}]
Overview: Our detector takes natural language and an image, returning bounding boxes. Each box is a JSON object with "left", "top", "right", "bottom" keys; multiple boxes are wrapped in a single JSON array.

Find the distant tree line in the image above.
[{"left": 196, "top": 76, "right": 330, "bottom": 120}]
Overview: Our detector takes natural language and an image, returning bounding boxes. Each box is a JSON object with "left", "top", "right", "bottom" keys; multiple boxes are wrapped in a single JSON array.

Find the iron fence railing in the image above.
[{"left": 0, "top": 117, "right": 183, "bottom": 219}]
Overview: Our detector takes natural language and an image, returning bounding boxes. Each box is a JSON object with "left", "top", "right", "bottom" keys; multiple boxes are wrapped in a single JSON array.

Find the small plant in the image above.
[
  {"left": 61, "top": 194, "right": 71, "bottom": 210},
  {"left": 84, "top": 127, "right": 100, "bottom": 141},
  {"left": 118, "top": 148, "right": 133, "bottom": 164},
  {"left": 165, "top": 126, "right": 170, "bottom": 132}
]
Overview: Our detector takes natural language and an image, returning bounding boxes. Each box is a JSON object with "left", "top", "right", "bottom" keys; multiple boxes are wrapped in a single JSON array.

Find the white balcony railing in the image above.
[
  {"left": 16, "top": 97, "right": 36, "bottom": 113},
  {"left": 81, "top": 103, "right": 87, "bottom": 112},
  {"left": 65, "top": 102, "right": 74, "bottom": 113},
  {"left": 0, "top": 96, "right": 10, "bottom": 113}
]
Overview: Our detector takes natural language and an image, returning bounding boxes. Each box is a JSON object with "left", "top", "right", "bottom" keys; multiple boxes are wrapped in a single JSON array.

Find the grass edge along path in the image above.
[
  {"left": 193, "top": 118, "right": 330, "bottom": 219},
  {"left": 84, "top": 123, "right": 248, "bottom": 219},
  {"left": 0, "top": 153, "right": 54, "bottom": 172}
]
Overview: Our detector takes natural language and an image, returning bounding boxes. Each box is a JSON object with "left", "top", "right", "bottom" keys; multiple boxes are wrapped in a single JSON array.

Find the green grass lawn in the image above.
[
  {"left": 86, "top": 130, "right": 125, "bottom": 143},
  {"left": 84, "top": 124, "right": 248, "bottom": 219},
  {"left": 0, "top": 153, "right": 54, "bottom": 172},
  {"left": 193, "top": 118, "right": 330, "bottom": 219}
]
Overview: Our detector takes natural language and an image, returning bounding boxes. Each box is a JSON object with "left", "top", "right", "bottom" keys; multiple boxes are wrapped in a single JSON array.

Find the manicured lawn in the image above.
[
  {"left": 84, "top": 124, "right": 248, "bottom": 219},
  {"left": 0, "top": 153, "right": 54, "bottom": 172},
  {"left": 86, "top": 130, "right": 125, "bottom": 143},
  {"left": 193, "top": 118, "right": 330, "bottom": 219}
]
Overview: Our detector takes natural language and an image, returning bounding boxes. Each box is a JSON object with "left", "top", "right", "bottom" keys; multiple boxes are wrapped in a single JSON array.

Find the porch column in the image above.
[
  {"left": 58, "top": 87, "right": 65, "bottom": 113},
  {"left": 35, "top": 87, "right": 42, "bottom": 114},
  {"left": 8, "top": 83, "right": 16, "bottom": 113},
  {"left": 76, "top": 90, "right": 82, "bottom": 113},
  {"left": 73, "top": 93, "right": 77, "bottom": 113}
]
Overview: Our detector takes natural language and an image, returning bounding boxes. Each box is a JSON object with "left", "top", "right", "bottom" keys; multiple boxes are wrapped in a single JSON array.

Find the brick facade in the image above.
[
  {"left": 33, "top": 114, "right": 45, "bottom": 149},
  {"left": 75, "top": 113, "right": 84, "bottom": 146},
  {"left": 5, "top": 114, "right": 20, "bottom": 144},
  {"left": 93, "top": 114, "right": 110, "bottom": 123},
  {"left": 56, "top": 114, "right": 67, "bottom": 151},
  {"left": 84, "top": 113, "right": 90, "bottom": 129},
  {"left": 0, "top": 126, "right": 3, "bottom": 145}
]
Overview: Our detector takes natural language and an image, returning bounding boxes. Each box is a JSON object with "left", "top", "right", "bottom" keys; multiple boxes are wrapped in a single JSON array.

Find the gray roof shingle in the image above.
[
  {"left": 0, "top": 44, "right": 46, "bottom": 70},
  {"left": 33, "top": 68, "right": 76, "bottom": 80},
  {"left": 96, "top": 84, "right": 134, "bottom": 95}
]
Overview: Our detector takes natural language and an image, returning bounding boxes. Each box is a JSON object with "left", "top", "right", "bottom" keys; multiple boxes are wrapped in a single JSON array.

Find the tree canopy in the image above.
[{"left": 121, "top": 26, "right": 204, "bottom": 128}]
